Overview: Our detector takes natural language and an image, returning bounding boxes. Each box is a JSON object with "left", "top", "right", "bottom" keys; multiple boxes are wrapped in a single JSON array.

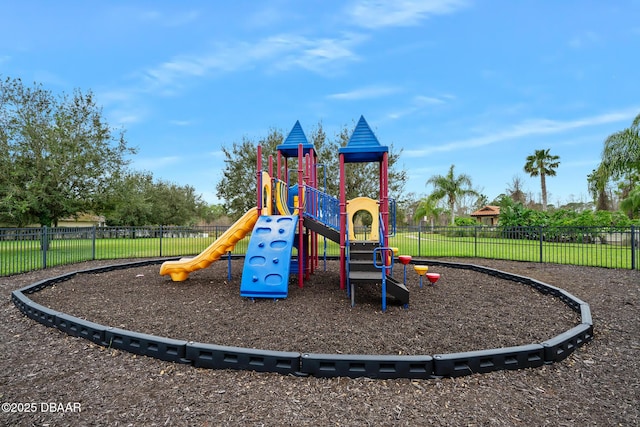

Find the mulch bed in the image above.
[{"left": 1, "top": 258, "right": 638, "bottom": 426}]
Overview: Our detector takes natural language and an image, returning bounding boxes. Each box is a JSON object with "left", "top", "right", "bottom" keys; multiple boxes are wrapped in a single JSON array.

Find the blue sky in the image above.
[{"left": 2, "top": 1, "right": 639, "bottom": 207}]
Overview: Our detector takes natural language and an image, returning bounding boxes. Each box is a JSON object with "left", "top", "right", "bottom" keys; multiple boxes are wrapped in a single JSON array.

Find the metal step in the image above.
[
  {"left": 348, "top": 270, "right": 382, "bottom": 282},
  {"left": 349, "top": 259, "right": 377, "bottom": 272}
]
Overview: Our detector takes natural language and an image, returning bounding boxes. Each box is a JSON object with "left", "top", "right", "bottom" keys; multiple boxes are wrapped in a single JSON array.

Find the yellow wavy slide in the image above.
[{"left": 160, "top": 207, "right": 258, "bottom": 282}]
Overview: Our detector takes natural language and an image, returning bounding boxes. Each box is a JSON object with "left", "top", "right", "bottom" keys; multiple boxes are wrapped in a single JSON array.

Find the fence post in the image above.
[
  {"left": 41, "top": 226, "right": 48, "bottom": 269},
  {"left": 418, "top": 223, "right": 422, "bottom": 257},
  {"left": 159, "top": 225, "right": 163, "bottom": 257},
  {"left": 632, "top": 225, "right": 636, "bottom": 271},
  {"left": 92, "top": 225, "right": 96, "bottom": 260},
  {"left": 474, "top": 226, "right": 478, "bottom": 258},
  {"left": 539, "top": 225, "right": 543, "bottom": 263}
]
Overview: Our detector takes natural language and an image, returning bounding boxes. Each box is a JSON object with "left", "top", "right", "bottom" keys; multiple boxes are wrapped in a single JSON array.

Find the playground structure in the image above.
[
  {"left": 9, "top": 116, "right": 594, "bottom": 379},
  {"left": 160, "top": 116, "right": 409, "bottom": 310}
]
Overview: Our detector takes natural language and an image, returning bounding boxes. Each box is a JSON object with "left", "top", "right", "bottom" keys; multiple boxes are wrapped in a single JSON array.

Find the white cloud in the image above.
[
  {"left": 385, "top": 94, "right": 450, "bottom": 120},
  {"left": 140, "top": 33, "right": 363, "bottom": 94},
  {"left": 271, "top": 33, "right": 365, "bottom": 74},
  {"left": 406, "top": 108, "right": 640, "bottom": 157},
  {"left": 348, "top": 0, "right": 469, "bottom": 29},
  {"left": 328, "top": 85, "right": 401, "bottom": 100},
  {"left": 413, "top": 95, "right": 447, "bottom": 106},
  {"left": 108, "top": 108, "right": 146, "bottom": 126}
]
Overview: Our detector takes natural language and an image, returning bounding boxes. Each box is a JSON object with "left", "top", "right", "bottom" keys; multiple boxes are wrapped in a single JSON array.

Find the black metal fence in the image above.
[{"left": 1, "top": 224, "right": 637, "bottom": 276}]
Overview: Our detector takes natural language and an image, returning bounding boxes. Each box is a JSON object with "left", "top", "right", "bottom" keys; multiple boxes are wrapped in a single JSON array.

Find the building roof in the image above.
[
  {"left": 277, "top": 120, "right": 314, "bottom": 158},
  {"left": 470, "top": 205, "right": 501, "bottom": 217},
  {"left": 339, "top": 115, "right": 388, "bottom": 163}
]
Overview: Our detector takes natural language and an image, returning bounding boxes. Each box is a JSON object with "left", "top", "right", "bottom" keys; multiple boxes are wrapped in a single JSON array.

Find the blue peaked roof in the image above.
[
  {"left": 339, "top": 115, "right": 388, "bottom": 163},
  {"left": 277, "top": 120, "right": 314, "bottom": 158}
]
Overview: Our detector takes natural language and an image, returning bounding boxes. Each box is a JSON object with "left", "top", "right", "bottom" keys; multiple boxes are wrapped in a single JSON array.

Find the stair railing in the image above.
[
  {"left": 372, "top": 246, "right": 394, "bottom": 312},
  {"left": 373, "top": 213, "right": 394, "bottom": 311}
]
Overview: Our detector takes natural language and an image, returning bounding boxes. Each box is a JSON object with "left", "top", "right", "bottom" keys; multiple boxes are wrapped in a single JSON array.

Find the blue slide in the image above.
[{"left": 240, "top": 215, "right": 298, "bottom": 299}]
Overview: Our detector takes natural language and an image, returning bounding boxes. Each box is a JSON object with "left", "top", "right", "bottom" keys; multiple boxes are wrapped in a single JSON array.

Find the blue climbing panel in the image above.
[{"left": 240, "top": 215, "right": 298, "bottom": 299}]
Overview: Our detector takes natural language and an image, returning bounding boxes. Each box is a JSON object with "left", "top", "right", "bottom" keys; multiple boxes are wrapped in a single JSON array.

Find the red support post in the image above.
[
  {"left": 284, "top": 158, "right": 288, "bottom": 184},
  {"left": 276, "top": 152, "right": 281, "bottom": 181}
]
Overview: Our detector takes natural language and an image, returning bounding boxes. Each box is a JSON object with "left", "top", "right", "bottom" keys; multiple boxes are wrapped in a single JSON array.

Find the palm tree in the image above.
[
  {"left": 426, "top": 164, "right": 477, "bottom": 225},
  {"left": 524, "top": 149, "right": 560, "bottom": 211},
  {"left": 590, "top": 112, "right": 640, "bottom": 215},
  {"left": 601, "top": 112, "right": 640, "bottom": 179},
  {"left": 587, "top": 165, "right": 612, "bottom": 211},
  {"left": 620, "top": 185, "right": 640, "bottom": 218},
  {"left": 413, "top": 196, "right": 444, "bottom": 230}
]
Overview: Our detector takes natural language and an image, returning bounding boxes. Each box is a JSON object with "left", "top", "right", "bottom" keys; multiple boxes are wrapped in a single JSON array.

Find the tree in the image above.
[
  {"left": 497, "top": 197, "right": 548, "bottom": 228},
  {"left": 588, "top": 112, "right": 640, "bottom": 217},
  {"left": 619, "top": 185, "right": 640, "bottom": 218},
  {"left": 426, "top": 164, "right": 478, "bottom": 225},
  {"left": 413, "top": 195, "right": 444, "bottom": 229},
  {"left": 616, "top": 172, "right": 640, "bottom": 219},
  {"left": 100, "top": 171, "right": 155, "bottom": 226},
  {"left": 149, "top": 180, "right": 207, "bottom": 226},
  {"left": 473, "top": 193, "right": 489, "bottom": 212},
  {"left": 587, "top": 165, "right": 613, "bottom": 211},
  {"left": 601, "top": 112, "right": 640, "bottom": 179},
  {"left": 101, "top": 171, "right": 208, "bottom": 226},
  {"left": 216, "top": 129, "right": 284, "bottom": 220},
  {"left": 506, "top": 175, "right": 527, "bottom": 204},
  {"left": 0, "top": 77, "right": 135, "bottom": 226},
  {"left": 199, "top": 203, "right": 227, "bottom": 225},
  {"left": 524, "top": 148, "right": 560, "bottom": 212}
]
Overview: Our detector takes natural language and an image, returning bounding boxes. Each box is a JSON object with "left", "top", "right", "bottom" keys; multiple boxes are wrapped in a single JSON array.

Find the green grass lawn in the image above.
[{"left": 387, "top": 231, "right": 636, "bottom": 269}]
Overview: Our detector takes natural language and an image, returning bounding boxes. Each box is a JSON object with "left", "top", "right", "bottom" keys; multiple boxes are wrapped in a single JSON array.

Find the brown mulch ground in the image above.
[{"left": 1, "top": 258, "right": 638, "bottom": 426}]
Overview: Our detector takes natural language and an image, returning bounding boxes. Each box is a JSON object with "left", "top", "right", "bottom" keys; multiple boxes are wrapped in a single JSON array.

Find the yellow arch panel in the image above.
[
  {"left": 346, "top": 196, "right": 379, "bottom": 241},
  {"left": 261, "top": 171, "right": 272, "bottom": 214}
]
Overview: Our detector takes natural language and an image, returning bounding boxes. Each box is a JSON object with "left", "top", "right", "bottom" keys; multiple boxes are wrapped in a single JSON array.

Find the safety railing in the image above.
[{"left": 304, "top": 186, "right": 340, "bottom": 230}]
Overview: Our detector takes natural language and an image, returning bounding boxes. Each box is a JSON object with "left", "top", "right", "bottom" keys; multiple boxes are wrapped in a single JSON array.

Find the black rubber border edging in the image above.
[{"left": 11, "top": 258, "right": 593, "bottom": 379}]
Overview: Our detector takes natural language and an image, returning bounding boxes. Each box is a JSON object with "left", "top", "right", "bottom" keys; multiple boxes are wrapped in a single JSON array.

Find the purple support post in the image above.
[{"left": 297, "top": 143, "right": 304, "bottom": 288}]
